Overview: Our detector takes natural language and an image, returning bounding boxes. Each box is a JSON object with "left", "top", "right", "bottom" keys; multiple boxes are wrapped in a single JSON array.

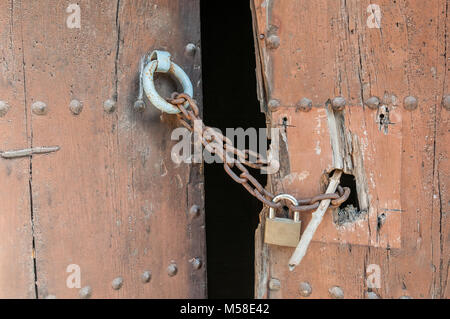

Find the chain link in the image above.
[{"left": 167, "top": 93, "right": 350, "bottom": 214}]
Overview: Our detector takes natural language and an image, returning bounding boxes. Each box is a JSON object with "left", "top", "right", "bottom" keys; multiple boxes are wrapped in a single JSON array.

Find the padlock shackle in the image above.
[{"left": 269, "top": 194, "right": 300, "bottom": 221}]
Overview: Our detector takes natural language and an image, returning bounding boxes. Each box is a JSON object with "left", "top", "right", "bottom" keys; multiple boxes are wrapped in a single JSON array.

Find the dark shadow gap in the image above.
[
  {"left": 200, "top": 0, "right": 266, "bottom": 298},
  {"left": 329, "top": 171, "right": 363, "bottom": 226},
  {"left": 338, "top": 173, "right": 360, "bottom": 210}
]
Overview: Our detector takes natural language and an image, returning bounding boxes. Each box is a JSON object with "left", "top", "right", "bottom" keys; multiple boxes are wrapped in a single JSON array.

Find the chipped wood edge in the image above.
[{"left": 288, "top": 170, "right": 342, "bottom": 270}]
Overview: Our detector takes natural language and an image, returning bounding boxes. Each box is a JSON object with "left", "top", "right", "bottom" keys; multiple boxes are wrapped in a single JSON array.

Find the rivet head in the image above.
[
  {"left": 112, "top": 277, "right": 123, "bottom": 290},
  {"left": 141, "top": 271, "right": 152, "bottom": 283},
  {"left": 259, "top": 34, "right": 265, "bottom": 40},
  {"left": 442, "top": 95, "right": 450, "bottom": 110},
  {"left": 79, "top": 286, "right": 92, "bottom": 299},
  {"left": 329, "top": 286, "right": 344, "bottom": 299},
  {"left": 266, "top": 35, "right": 280, "bottom": 49},
  {"left": 365, "top": 96, "right": 380, "bottom": 110},
  {"left": 404, "top": 96, "right": 418, "bottom": 110},
  {"left": 190, "top": 257, "right": 203, "bottom": 270},
  {"left": 0, "top": 101, "right": 10, "bottom": 117},
  {"left": 299, "top": 282, "right": 312, "bottom": 297},
  {"left": 103, "top": 99, "right": 116, "bottom": 113},
  {"left": 32, "top": 101, "right": 48, "bottom": 115},
  {"left": 268, "top": 99, "right": 281, "bottom": 111},
  {"left": 134, "top": 99, "right": 146, "bottom": 112},
  {"left": 297, "top": 97, "right": 313, "bottom": 112},
  {"left": 367, "top": 291, "right": 380, "bottom": 299},
  {"left": 69, "top": 99, "right": 83, "bottom": 115},
  {"left": 167, "top": 263, "right": 178, "bottom": 277},
  {"left": 184, "top": 43, "right": 197, "bottom": 57},
  {"left": 189, "top": 205, "right": 200, "bottom": 218},
  {"left": 268, "top": 278, "right": 281, "bottom": 291},
  {"left": 331, "top": 96, "right": 346, "bottom": 111}
]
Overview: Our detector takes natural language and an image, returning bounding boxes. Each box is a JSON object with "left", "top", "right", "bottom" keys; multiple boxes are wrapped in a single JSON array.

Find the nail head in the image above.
[
  {"left": 69, "top": 99, "right": 83, "bottom": 115},
  {"left": 365, "top": 96, "right": 380, "bottom": 110},
  {"left": 268, "top": 99, "right": 281, "bottom": 111},
  {"left": 442, "top": 95, "right": 450, "bottom": 110},
  {"left": 189, "top": 205, "right": 200, "bottom": 217},
  {"left": 299, "top": 282, "right": 312, "bottom": 297},
  {"left": 168, "top": 263, "right": 178, "bottom": 277},
  {"left": 266, "top": 35, "right": 280, "bottom": 49},
  {"left": 79, "top": 286, "right": 92, "bottom": 299},
  {"left": 190, "top": 257, "right": 203, "bottom": 270},
  {"left": 0, "top": 101, "right": 10, "bottom": 117},
  {"left": 141, "top": 271, "right": 152, "bottom": 283},
  {"left": 297, "top": 97, "right": 313, "bottom": 112},
  {"left": 184, "top": 43, "right": 197, "bottom": 57},
  {"left": 32, "top": 101, "right": 48, "bottom": 115},
  {"left": 268, "top": 278, "right": 281, "bottom": 291},
  {"left": 404, "top": 96, "right": 418, "bottom": 110},
  {"left": 331, "top": 96, "right": 346, "bottom": 111},
  {"left": 104, "top": 99, "right": 116, "bottom": 113},
  {"left": 112, "top": 277, "right": 123, "bottom": 290},
  {"left": 329, "top": 286, "right": 344, "bottom": 299},
  {"left": 134, "top": 99, "right": 146, "bottom": 112}
]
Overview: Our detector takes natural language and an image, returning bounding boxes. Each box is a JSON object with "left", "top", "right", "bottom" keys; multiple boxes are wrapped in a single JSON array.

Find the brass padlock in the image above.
[{"left": 264, "top": 194, "right": 301, "bottom": 247}]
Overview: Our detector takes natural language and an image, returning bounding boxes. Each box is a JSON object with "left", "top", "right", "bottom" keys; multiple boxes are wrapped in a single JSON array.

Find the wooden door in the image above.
[
  {"left": 0, "top": 0, "right": 205, "bottom": 299},
  {"left": 252, "top": 0, "right": 448, "bottom": 299}
]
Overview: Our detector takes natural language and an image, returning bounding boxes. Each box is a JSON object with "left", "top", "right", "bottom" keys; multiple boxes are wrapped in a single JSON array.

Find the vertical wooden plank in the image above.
[
  {"left": 20, "top": 0, "right": 204, "bottom": 298},
  {"left": 115, "top": 0, "right": 205, "bottom": 298},
  {"left": 20, "top": 0, "right": 120, "bottom": 299},
  {"left": 433, "top": 0, "right": 449, "bottom": 298},
  {"left": 252, "top": 0, "right": 448, "bottom": 299},
  {"left": 0, "top": 0, "right": 35, "bottom": 298}
]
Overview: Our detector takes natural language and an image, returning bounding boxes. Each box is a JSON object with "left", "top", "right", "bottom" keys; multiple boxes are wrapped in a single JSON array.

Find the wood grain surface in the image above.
[
  {"left": 0, "top": 0, "right": 205, "bottom": 299},
  {"left": 0, "top": 0, "right": 36, "bottom": 299}
]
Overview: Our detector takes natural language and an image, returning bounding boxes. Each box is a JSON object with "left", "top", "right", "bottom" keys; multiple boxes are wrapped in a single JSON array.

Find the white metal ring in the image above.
[
  {"left": 269, "top": 194, "right": 300, "bottom": 222},
  {"left": 143, "top": 50, "right": 193, "bottom": 114}
]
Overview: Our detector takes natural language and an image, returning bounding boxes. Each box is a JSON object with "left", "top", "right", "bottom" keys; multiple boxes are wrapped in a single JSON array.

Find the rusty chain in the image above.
[{"left": 167, "top": 92, "right": 350, "bottom": 213}]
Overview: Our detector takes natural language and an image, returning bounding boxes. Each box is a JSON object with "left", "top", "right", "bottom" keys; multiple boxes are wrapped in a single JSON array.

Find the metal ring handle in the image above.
[
  {"left": 143, "top": 50, "right": 193, "bottom": 114},
  {"left": 269, "top": 194, "right": 300, "bottom": 222}
]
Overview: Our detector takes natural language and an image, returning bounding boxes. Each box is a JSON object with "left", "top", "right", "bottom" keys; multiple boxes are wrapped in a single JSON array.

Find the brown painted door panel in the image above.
[
  {"left": 0, "top": 0, "right": 205, "bottom": 298},
  {"left": 252, "top": 0, "right": 448, "bottom": 299}
]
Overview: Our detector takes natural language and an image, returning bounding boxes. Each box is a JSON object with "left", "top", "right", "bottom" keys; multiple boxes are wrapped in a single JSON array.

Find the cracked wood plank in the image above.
[
  {"left": 0, "top": 0, "right": 36, "bottom": 298},
  {"left": 252, "top": 0, "right": 448, "bottom": 299}
]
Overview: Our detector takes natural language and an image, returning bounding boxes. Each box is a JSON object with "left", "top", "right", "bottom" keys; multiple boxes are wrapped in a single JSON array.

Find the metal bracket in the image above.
[
  {"left": 0, "top": 146, "right": 60, "bottom": 159},
  {"left": 142, "top": 50, "right": 193, "bottom": 114}
]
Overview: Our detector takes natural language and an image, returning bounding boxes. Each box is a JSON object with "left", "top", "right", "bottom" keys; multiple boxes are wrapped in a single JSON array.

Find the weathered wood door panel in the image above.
[
  {"left": 252, "top": 0, "right": 448, "bottom": 299},
  {"left": 0, "top": 0, "right": 205, "bottom": 299},
  {"left": 0, "top": 0, "right": 35, "bottom": 299}
]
